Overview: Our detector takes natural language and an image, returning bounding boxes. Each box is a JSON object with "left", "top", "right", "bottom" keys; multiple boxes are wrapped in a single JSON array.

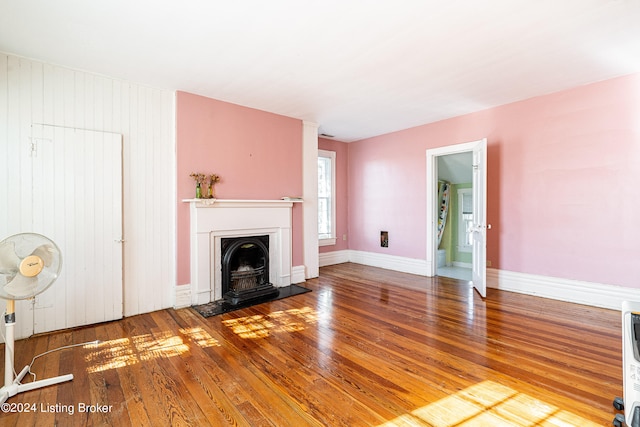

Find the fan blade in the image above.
[
  {"left": 3, "top": 273, "right": 39, "bottom": 298},
  {"left": 0, "top": 271, "right": 17, "bottom": 287},
  {"left": 0, "top": 240, "right": 21, "bottom": 273},
  {"left": 31, "top": 244, "right": 55, "bottom": 266}
]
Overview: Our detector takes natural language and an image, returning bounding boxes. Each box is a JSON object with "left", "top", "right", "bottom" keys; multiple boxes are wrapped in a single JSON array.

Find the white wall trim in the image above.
[
  {"left": 453, "top": 261, "right": 472, "bottom": 269},
  {"left": 319, "top": 250, "right": 350, "bottom": 267},
  {"left": 291, "top": 265, "right": 306, "bottom": 284},
  {"left": 174, "top": 284, "right": 192, "bottom": 309},
  {"left": 487, "top": 268, "right": 637, "bottom": 310},
  {"left": 318, "top": 249, "right": 431, "bottom": 275},
  {"left": 318, "top": 249, "right": 636, "bottom": 310},
  {"left": 302, "top": 121, "right": 319, "bottom": 279},
  {"left": 348, "top": 250, "right": 430, "bottom": 276}
]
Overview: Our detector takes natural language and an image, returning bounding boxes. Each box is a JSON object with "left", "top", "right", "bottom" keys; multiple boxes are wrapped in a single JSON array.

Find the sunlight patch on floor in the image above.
[
  {"left": 84, "top": 327, "right": 220, "bottom": 373},
  {"left": 83, "top": 338, "right": 138, "bottom": 373},
  {"left": 179, "top": 326, "right": 221, "bottom": 348},
  {"left": 222, "top": 306, "right": 318, "bottom": 339},
  {"left": 130, "top": 331, "right": 189, "bottom": 361},
  {"left": 378, "top": 380, "right": 601, "bottom": 427}
]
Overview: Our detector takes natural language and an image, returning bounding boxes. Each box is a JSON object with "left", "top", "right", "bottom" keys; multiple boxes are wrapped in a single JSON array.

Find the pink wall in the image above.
[
  {"left": 348, "top": 73, "right": 640, "bottom": 288},
  {"left": 318, "top": 137, "right": 349, "bottom": 253},
  {"left": 176, "top": 92, "right": 303, "bottom": 286}
]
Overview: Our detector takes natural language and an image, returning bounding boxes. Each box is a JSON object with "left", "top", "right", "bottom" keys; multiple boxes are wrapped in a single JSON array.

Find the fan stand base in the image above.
[
  {"left": 0, "top": 365, "right": 73, "bottom": 404},
  {"left": 1, "top": 306, "right": 73, "bottom": 404}
]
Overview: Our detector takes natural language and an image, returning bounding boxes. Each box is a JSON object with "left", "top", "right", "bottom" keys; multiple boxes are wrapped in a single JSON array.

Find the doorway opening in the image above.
[
  {"left": 435, "top": 153, "right": 473, "bottom": 282},
  {"left": 426, "top": 139, "right": 488, "bottom": 297}
]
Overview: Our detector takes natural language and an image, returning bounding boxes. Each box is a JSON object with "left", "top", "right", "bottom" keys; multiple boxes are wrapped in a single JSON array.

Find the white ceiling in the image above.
[
  {"left": 438, "top": 152, "right": 473, "bottom": 185},
  {"left": 2, "top": 0, "right": 640, "bottom": 142}
]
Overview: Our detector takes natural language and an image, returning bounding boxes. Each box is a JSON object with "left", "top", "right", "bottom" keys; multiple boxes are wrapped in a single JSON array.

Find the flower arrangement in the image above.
[
  {"left": 206, "top": 174, "right": 220, "bottom": 198},
  {"left": 190, "top": 173, "right": 221, "bottom": 198},
  {"left": 189, "top": 173, "right": 206, "bottom": 185},
  {"left": 208, "top": 174, "right": 220, "bottom": 186}
]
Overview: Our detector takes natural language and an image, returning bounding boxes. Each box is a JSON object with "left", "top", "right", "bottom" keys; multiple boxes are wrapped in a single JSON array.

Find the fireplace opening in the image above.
[{"left": 221, "top": 235, "right": 279, "bottom": 305}]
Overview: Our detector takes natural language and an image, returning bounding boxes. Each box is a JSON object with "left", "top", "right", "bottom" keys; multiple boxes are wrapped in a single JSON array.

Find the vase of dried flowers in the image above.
[
  {"left": 207, "top": 174, "right": 220, "bottom": 199},
  {"left": 190, "top": 173, "right": 207, "bottom": 198}
]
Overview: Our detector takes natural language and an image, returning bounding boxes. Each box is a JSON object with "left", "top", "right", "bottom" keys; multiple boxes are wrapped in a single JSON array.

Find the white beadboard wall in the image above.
[{"left": 0, "top": 53, "right": 176, "bottom": 335}]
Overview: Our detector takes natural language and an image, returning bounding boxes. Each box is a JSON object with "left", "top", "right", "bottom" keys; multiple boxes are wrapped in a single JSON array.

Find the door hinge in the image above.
[{"left": 29, "top": 138, "right": 52, "bottom": 157}]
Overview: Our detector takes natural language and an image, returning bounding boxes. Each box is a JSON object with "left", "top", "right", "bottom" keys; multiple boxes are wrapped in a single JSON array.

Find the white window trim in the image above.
[
  {"left": 318, "top": 149, "right": 336, "bottom": 246},
  {"left": 319, "top": 237, "right": 337, "bottom": 246}
]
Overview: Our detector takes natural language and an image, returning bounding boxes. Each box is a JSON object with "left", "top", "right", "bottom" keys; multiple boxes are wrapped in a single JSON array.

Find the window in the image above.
[
  {"left": 318, "top": 150, "right": 336, "bottom": 246},
  {"left": 458, "top": 188, "right": 473, "bottom": 253}
]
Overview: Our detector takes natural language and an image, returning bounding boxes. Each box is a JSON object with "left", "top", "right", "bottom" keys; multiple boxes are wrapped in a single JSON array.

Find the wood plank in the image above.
[
  {"left": 0, "top": 263, "right": 623, "bottom": 425},
  {"left": 100, "top": 319, "right": 149, "bottom": 426}
]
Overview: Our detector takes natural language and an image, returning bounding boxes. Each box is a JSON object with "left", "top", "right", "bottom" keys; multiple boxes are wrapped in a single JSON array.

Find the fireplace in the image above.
[
  {"left": 221, "top": 235, "right": 279, "bottom": 305},
  {"left": 184, "top": 199, "right": 295, "bottom": 306}
]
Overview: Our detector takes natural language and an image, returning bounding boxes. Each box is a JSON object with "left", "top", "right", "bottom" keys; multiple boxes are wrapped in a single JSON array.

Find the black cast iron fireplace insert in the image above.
[{"left": 221, "top": 235, "right": 279, "bottom": 305}]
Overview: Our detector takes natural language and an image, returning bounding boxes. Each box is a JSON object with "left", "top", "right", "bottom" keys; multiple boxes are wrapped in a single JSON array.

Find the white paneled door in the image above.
[
  {"left": 471, "top": 138, "right": 488, "bottom": 298},
  {"left": 30, "top": 124, "right": 123, "bottom": 334}
]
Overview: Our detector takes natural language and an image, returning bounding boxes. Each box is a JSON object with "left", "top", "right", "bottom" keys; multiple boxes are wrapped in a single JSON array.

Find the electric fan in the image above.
[{"left": 0, "top": 232, "right": 73, "bottom": 403}]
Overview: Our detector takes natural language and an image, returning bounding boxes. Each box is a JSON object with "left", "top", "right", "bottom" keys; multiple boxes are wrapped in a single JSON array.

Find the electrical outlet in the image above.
[{"left": 343, "top": 234, "right": 347, "bottom": 241}]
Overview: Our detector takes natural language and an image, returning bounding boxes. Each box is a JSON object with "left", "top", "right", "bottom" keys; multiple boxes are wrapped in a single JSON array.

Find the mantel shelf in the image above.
[{"left": 182, "top": 199, "right": 300, "bottom": 208}]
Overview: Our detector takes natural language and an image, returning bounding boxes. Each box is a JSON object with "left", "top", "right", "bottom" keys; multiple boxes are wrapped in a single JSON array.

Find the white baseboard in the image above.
[
  {"left": 317, "top": 249, "right": 638, "bottom": 311},
  {"left": 487, "top": 268, "right": 640, "bottom": 311},
  {"left": 348, "top": 250, "right": 430, "bottom": 276},
  {"left": 174, "top": 284, "right": 192, "bottom": 309},
  {"left": 319, "top": 250, "right": 350, "bottom": 267},
  {"left": 319, "top": 249, "right": 430, "bottom": 276},
  {"left": 291, "top": 265, "right": 306, "bottom": 284},
  {"left": 453, "top": 261, "right": 471, "bottom": 269}
]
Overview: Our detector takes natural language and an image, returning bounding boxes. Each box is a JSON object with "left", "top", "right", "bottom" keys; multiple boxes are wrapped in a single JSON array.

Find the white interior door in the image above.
[
  {"left": 31, "top": 124, "right": 123, "bottom": 333},
  {"left": 471, "top": 138, "right": 488, "bottom": 298}
]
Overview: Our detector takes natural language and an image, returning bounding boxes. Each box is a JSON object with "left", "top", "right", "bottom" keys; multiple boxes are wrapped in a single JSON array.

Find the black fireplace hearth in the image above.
[
  {"left": 221, "top": 235, "right": 279, "bottom": 305},
  {"left": 193, "top": 284, "right": 311, "bottom": 318}
]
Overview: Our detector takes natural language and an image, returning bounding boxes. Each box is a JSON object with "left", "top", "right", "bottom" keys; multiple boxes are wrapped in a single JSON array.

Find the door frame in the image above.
[{"left": 426, "top": 139, "right": 488, "bottom": 295}]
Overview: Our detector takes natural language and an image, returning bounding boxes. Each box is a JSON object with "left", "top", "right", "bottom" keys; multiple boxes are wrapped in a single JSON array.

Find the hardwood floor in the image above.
[{"left": 1, "top": 263, "right": 623, "bottom": 426}]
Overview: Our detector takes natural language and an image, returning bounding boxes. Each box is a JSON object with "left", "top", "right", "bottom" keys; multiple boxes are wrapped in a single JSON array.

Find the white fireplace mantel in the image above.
[
  {"left": 183, "top": 198, "right": 299, "bottom": 208},
  {"left": 183, "top": 199, "right": 296, "bottom": 305}
]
